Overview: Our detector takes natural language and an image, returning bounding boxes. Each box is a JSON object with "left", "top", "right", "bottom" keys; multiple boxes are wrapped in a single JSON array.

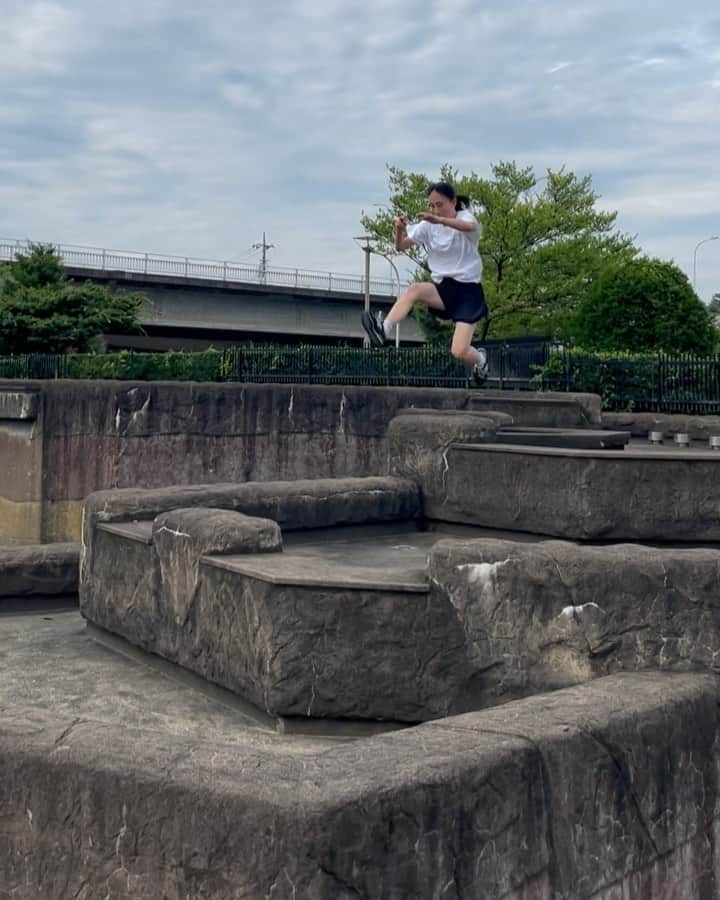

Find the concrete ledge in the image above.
[
  {"left": 409, "top": 441, "right": 720, "bottom": 541},
  {"left": 1, "top": 640, "right": 719, "bottom": 899},
  {"left": 0, "top": 542, "right": 79, "bottom": 598}
]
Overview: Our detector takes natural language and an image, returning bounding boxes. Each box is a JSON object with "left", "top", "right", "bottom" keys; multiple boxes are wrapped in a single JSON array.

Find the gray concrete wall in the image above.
[{"left": 0, "top": 380, "right": 477, "bottom": 542}]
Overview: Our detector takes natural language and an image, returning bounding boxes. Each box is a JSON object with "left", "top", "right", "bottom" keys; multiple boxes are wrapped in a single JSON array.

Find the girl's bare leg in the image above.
[
  {"left": 450, "top": 322, "right": 484, "bottom": 367},
  {"left": 384, "top": 282, "right": 446, "bottom": 326}
]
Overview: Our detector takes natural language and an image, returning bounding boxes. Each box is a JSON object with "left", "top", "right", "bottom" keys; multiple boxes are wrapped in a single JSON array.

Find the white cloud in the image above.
[{"left": 1, "top": 0, "right": 719, "bottom": 302}]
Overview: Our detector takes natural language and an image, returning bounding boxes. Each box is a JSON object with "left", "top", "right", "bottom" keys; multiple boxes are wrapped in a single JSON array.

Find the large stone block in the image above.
[
  {"left": 387, "top": 411, "right": 505, "bottom": 508},
  {"left": 1, "top": 638, "right": 720, "bottom": 900},
  {"left": 152, "top": 507, "right": 281, "bottom": 631},
  {"left": 429, "top": 537, "right": 720, "bottom": 703},
  {"left": 80, "top": 476, "right": 421, "bottom": 595},
  {"left": 419, "top": 442, "right": 720, "bottom": 540},
  {"left": 79, "top": 477, "right": 469, "bottom": 721},
  {"left": 469, "top": 389, "right": 601, "bottom": 427},
  {"left": 0, "top": 542, "right": 79, "bottom": 600},
  {"left": 190, "top": 553, "right": 470, "bottom": 721}
]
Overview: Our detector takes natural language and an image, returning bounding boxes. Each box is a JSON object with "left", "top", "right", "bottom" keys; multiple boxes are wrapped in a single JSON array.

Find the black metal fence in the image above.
[
  {"left": 4, "top": 344, "right": 720, "bottom": 412},
  {"left": 540, "top": 349, "right": 720, "bottom": 414},
  {"left": 0, "top": 341, "right": 555, "bottom": 389},
  {"left": 220, "top": 344, "right": 470, "bottom": 387}
]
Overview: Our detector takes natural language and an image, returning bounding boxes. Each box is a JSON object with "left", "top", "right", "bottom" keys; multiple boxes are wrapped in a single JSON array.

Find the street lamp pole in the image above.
[
  {"left": 375, "top": 251, "right": 402, "bottom": 347},
  {"left": 693, "top": 236, "right": 719, "bottom": 291},
  {"left": 354, "top": 235, "right": 373, "bottom": 348}
]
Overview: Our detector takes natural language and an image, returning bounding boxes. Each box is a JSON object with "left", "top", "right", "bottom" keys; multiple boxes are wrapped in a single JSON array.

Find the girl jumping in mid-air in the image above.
[{"left": 362, "top": 181, "right": 488, "bottom": 384}]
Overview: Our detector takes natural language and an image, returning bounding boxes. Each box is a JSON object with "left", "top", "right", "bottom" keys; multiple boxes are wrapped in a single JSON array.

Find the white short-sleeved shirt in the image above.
[{"left": 406, "top": 210, "right": 482, "bottom": 284}]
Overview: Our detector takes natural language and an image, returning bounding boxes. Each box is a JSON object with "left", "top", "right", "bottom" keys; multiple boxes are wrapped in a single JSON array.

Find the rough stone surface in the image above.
[
  {"left": 0, "top": 379, "right": 606, "bottom": 542},
  {"left": 80, "top": 475, "right": 420, "bottom": 599},
  {"left": 152, "top": 507, "right": 282, "bottom": 632},
  {"left": 188, "top": 561, "right": 468, "bottom": 721},
  {"left": 0, "top": 380, "right": 474, "bottom": 541},
  {"left": 469, "top": 389, "right": 601, "bottom": 427},
  {"left": 387, "top": 412, "right": 501, "bottom": 510},
  {"left": 410, "top": 440, "right": 720, "bottom": 540},
  {"left": 429, "top": 537, "right": 720, "bottom": 704},
  {"left": 0, "top": 542, "right": 79, "bottom": 598},
  {"left": 1, "top": 619, "right": 719, "bottom": 900},
  {"left": 80, "top": 478, "right": 459, "bottom": 720}
]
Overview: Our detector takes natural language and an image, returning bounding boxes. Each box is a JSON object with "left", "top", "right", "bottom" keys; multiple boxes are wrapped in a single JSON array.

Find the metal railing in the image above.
[{"left": 0, "top": 238, "right": 398, "bottom": 297}]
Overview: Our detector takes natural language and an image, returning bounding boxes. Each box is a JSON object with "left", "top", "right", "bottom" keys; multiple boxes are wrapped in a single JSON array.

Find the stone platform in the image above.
[
  {"left": 3, "top": 610, "right": 720, "bottom": 899},
  {"left": 81, "top": 477, "right": 482, "bottom": 722},
  {"left": 389, "top": 410, "right": 720, "bottom": 541}
]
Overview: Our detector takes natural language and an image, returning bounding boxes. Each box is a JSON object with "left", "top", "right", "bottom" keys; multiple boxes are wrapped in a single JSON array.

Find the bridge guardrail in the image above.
[{"left": 0, "top": 238, "right": 398, "bottom": 297}]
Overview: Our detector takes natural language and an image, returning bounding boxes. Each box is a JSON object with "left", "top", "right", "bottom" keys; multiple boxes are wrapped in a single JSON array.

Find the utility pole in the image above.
[{"left": 252, "top": 232, "right": 275, "bottom": 283}]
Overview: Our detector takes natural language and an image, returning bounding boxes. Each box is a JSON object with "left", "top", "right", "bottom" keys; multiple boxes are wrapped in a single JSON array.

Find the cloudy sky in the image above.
[{"left": 1, "top": 0, "right": 719, "bottom": 301}]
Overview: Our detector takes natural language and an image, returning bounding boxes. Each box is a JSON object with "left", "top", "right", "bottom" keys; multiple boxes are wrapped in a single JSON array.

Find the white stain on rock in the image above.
[
  {"left": 560, "top": 602, "right": 602, "bottom": 618},
  {"left": 457, "top": 559, "right": 513, "bottom": 587}
]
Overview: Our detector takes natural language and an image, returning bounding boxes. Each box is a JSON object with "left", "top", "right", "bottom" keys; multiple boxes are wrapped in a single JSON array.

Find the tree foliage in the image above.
[
  {"left": 0, "top": 243, "right": 143, "bottom": 354},
  {"left": 360, "top": 162, "right": 637, "bottom": 340},
  {"left": 571, "top": 257, "right": 716, "bottom": 355}
]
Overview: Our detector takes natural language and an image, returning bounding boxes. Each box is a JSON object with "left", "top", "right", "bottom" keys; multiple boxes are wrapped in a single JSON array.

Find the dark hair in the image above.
[{"left": 427, "top": 181, "right": 470, "bottom": 211}]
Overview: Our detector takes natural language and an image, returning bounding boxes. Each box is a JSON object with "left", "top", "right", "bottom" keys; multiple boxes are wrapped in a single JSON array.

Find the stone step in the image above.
[
  {"left": 205, "top": 551, "right": 429, "bottom": 593},
  {"left": 496, "top": 427, "right": 630, "bottom": 450}
]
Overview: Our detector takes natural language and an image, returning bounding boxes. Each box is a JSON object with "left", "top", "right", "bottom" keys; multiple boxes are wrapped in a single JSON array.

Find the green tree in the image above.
[
  {"left": 0, "top": 243, "right": 143, "bottom": 354},
  {"left": 572, "top": 257, "right": 716, "bottom": 355},
  {"left": 360, "top": 162, "right": 637, "bottom": 340}
]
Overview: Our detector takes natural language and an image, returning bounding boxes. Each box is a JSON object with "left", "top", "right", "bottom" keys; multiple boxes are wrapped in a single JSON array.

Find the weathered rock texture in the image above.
[
  {"left": 2, "top": 668, "right": 720, "bottom": 898},
  {"left": 80, "top": 476, "right": 469, "bottom": 721},
  {"left": 190, "top": 560, "right": 468, "bottom": 721},
  {"left": 429, "top": 537, "right": 720, "bottom": 705},
  {"left": 0, "top": 542, "right": 79, "bottom": 600},
  {"left": 80, "top": 475, "right": 421, "bottom": 595},
  {"left": 387, "top": 410, "right": 505, "bottom": 508},
  {"left": 152, "top": 507, "right": 282, "bottom": 632},
  {"left": 397, "top": 438, "right": 720, "bottom": 541},
  {"left": 470, "top": 389, "right": 601, "bottom": 427},
  {"left": 0, "top": 380, "right": 599, "bottom": 541}
]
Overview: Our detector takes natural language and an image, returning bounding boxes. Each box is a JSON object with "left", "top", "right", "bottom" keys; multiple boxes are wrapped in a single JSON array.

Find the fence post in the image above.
[
  {"left": 102, "top": 249, "right": 107, "bottom": 270},
  {"left": 657, "top": 355, "right": 663, "bottom": 413},
  {"left": 563, "top": 347, "right": 571, "bottom": 392},
  {"left": 184, "top": 257, "right": 189, "bottom": 278},
  {"left": 144, "top": 253, "right": 149, "bottom": 275}
]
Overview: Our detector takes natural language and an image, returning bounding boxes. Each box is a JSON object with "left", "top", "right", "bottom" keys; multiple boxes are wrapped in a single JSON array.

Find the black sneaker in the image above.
[
  {"left": 361, "top": 310, "right": 387, "bottom": 348},
  {"left": 470, "top": 348, "right": 489, "bottom": 387}
]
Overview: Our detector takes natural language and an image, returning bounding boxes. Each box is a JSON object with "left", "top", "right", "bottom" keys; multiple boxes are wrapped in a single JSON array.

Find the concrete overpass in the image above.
[{"left": 0, "top": 239, "right": 425, "bottom": 348}]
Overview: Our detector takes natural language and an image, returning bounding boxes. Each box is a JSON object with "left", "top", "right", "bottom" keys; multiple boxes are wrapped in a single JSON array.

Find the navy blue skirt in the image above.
[{"left": 432, "top": 278, "right": 487, "bottom": 324}]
